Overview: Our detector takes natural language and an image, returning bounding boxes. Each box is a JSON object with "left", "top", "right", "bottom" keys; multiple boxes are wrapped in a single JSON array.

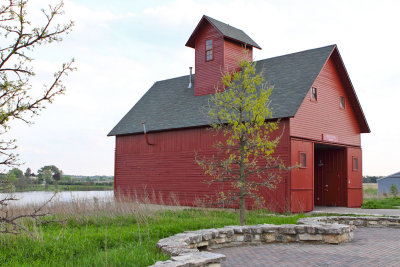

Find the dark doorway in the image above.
[{"left": 314, "top": 143, "right": 347, "bottom": 206}]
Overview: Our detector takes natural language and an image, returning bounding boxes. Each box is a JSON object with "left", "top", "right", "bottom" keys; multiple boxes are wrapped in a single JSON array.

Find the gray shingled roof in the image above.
[
  {"left": 186, "top": 15, "right": 261, "bottom": 49},
  {"left": 204, "top": 16, "right": 261, "bottom": 49},
  {"left": 108, "top": 45, "right": 337, "bottom": 136},
  {"left": 378, "top": 172, "right": 400, "bottom": 181}
]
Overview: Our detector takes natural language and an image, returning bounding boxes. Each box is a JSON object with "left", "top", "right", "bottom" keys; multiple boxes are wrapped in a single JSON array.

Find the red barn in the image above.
[{"left": 108, "top": 16, "right": 370, "bottom": 213}]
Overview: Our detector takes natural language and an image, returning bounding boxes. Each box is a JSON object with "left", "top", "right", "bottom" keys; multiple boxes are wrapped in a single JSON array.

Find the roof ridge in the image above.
[
  {"left": 204, "top": 15, "right": 246, "bottom": 34},
  {"left": 152, "top": 45, "right": 335, "bottom": 84},
  {"left": 254, "top": 44, "right": 336, "bottom": 63},
  {"left": 186, "top": 15, "right": 261, "bottom": 49}
]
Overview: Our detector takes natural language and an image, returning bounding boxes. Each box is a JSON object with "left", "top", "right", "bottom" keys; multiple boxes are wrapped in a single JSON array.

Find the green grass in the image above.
[
  {"left": 363, "top": 187, "right": 378, "bottom": 196},
  {"left": 362, "top": 197, "right": 400, "bottom": 209},
  {"left": 0, "top": 209, "right": 307, "bottom": 267}
]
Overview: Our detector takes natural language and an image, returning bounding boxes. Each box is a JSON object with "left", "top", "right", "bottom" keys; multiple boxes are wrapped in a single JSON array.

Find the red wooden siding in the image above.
[
  {"left": 223, "top": 40, "right": 252, "bottom": 72},
  {"left": 260, "top": 119, "right": 291, "bottom": 213},
  {"left": 194, "top": 21, "right": 224, "bottom": 96},
  {"left": 290, "top": 139, "right": 314, "bottom": 213},
  {"left": 290, "top": 57, "right": 361, "bottom": 146},
  {"left": 194, "top": 22, "right": 253, "bottom": 96},
  {"left": 114, "top": 120, "right": 291, "bottom": 212},
  {"left": 347, "top": 147, "right": 363, "bottom": 207}
]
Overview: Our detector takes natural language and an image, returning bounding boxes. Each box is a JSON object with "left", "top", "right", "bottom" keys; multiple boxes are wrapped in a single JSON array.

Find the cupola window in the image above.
[{"left": 206, "top": 40, "right": 213, "bottom": 61}]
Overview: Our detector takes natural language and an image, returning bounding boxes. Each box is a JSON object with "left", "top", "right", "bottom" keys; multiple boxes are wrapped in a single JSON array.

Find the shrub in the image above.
[
  {"left": 390, "top": 184, "right": 398, "bottom": 197},
  {"left": 362, "top": 200, "right": 379, "bottom": 209}
]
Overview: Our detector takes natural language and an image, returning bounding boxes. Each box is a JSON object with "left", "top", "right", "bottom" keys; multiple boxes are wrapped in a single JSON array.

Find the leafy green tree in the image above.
[
  {"left": 24, "top": 168, "right": 32, "bottom": 178},
  {"left": 197, "top": 58, "right": 285, "bottom": 225},
  {"left": 0, "top": 168, "right": 23, "bottom": 187},
  {"left": 43, "top": 169, "right": 53, "bottom": 184},
  {"left": 9, "top": 168, "right": 23, "bottom": 179},
  {"left": 390, "top": 184, "right": 398, "bottom": 198},
  {"left": 1, "top": 171, "right": 17, "bottom": 183},
  {"left": 363, "top": 176, "right": 381, "bottom": 183},
  {"left": 6, "top": 167, "right": 32, "bottom": 189},
  {"left": 0, "top": 0, "right": 74, "bottom": 166},
  {"left": 0, "top": 178, "right": 14, "bottom": 192},
  {"left": 37, "top": 165, "right": 62, "bottom": 189},
  {"left": 15, "top": 175, "right": 31, "bottom": 190}
]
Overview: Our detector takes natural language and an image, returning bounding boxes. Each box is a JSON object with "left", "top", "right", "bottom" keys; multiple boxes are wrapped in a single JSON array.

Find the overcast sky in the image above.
[{"left": 6, "top": 0, "right": 400, "bottom": 176}]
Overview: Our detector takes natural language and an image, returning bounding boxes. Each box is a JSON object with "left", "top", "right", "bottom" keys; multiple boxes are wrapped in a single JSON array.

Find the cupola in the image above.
[{"left": 186, "top": 15, "right": 261, "bottom": 96}]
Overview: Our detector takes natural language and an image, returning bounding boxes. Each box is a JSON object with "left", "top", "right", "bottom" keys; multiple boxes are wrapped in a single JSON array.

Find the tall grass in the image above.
[
  {"left": 361, "top": 183, "right": 400, "bottom": 208},
  {"left": 0, "top": 196, "right": 306, "bottom": 267},
  {"left": 363, "top": 183, "right": 378, "bottom": 199}
]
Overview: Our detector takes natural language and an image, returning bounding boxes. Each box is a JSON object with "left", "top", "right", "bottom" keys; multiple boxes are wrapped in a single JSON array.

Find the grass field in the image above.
[
  {"left": 362, "top": 183, "right": 400, "bottom": 209},
  {"left": 363, "top": 183, "right": 378, "bottom": 199},
  {"left": 362, "top": 197, "right": 400, "bottom": 209},
  {"left": 1, "top": 184, "right": 397, "bottom": 266},
  {"left": 0, "top": 198, "right": 307, "bottom": 267}
]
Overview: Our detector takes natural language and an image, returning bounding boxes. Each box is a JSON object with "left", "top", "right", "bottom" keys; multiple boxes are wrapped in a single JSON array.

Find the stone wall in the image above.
[
  {"left": 151, "top": 222, "right": 353, "bottom": 267},
  {"left": 298, "top": 216, "right": 400, "bottom": 228},
  {"left": 150, "top": 215, "right": 400, "bottom": 267}
]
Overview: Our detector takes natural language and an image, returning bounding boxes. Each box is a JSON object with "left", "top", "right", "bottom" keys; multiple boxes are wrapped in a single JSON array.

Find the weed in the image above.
[
  {"left": 390, "top": 184, "right": 398, "bottom": 198},
  {"left": 0, "top": 198, "right": 307, "bottom": 267}
]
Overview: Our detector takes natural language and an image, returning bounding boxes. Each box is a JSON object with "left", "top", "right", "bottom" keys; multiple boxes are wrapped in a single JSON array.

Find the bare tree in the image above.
[
  {"left": 0, "top": 0, "right": 75, "bottom": 166},
  {"left": 0, "top": 0, "right": 73, "bottom": 235}
]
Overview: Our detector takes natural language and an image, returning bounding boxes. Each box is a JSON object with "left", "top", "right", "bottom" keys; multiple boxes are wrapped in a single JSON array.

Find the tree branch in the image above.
[{"left": 0, "top": 0, "right": 74, "bottom": 166}]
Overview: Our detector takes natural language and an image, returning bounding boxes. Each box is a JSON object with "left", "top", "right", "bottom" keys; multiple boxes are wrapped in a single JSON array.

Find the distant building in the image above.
[{"left": 378, "top": 172, "right": 400, "bottom": 196}]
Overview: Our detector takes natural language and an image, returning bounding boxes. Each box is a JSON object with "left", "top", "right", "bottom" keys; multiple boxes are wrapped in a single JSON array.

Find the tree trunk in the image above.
[
  {"left": 239, "top": 138, "right": 246, "bottom": 226},
  {"left": 239, "top": 183, "right": 246, "bottom": 225}
]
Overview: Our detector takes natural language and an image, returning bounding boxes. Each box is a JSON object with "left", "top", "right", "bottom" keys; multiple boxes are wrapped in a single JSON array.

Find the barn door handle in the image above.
[{"left": 325, "top": 184, "right": 328, "bottom": 187}]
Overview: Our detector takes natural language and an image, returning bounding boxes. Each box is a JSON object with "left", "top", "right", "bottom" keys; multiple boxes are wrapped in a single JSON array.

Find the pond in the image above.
[{"left": 0, "top": 190, "right": 114, "bottom": 206}]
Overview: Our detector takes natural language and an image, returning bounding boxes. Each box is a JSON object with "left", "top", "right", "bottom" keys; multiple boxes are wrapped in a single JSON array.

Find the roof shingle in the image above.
[
  {"left": 186, "top": 15, "right": 261, "bottom": 49},
  {"left": 108, "top": 45, "right": 337, "bottom": 136}
]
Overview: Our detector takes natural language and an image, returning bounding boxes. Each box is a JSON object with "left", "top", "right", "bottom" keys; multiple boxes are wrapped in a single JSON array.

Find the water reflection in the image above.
[{"left": 0, "top": 191, "right": 114, "bottom": 206}]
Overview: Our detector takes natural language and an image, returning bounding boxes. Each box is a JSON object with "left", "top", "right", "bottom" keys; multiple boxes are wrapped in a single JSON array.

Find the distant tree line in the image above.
[
  {"left": 59, "top": 175, "right": 114, "bottom": 187},
  {"left": 363, "top": 176, "right": 382, "bottom": 183},
  {"left": 0, "top": 165, "right": 113, "bottom": 191}
]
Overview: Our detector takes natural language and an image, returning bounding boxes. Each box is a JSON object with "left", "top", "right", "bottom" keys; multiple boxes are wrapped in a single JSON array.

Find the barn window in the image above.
[
  {"left": 206, "top": 40, "right": 213, "bottom": 61},
  {"left": 340, "top": 96, "right": 345, "bottom": 109},
  {"left": 300, "top": 152, "right": 307, "bottom": 168},
  {"left": 353, "top": 157, "right": 358, "bottom": 171},
  {"left": 311, "top": 87, "right": 317, "bottom": 101}
]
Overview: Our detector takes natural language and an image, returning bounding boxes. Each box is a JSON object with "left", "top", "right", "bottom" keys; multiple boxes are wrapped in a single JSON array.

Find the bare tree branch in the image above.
[
  {"left": 0, "top": 187, "right": 62, "bottom": 237},
  {"left": 0, "top": 0, "right": 74, "bottom": 166}
]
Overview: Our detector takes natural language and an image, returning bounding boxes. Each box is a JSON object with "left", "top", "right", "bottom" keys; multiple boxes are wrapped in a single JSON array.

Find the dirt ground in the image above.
[{"left": 363, "top": 183, "right": 377, "bottom": 189}]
